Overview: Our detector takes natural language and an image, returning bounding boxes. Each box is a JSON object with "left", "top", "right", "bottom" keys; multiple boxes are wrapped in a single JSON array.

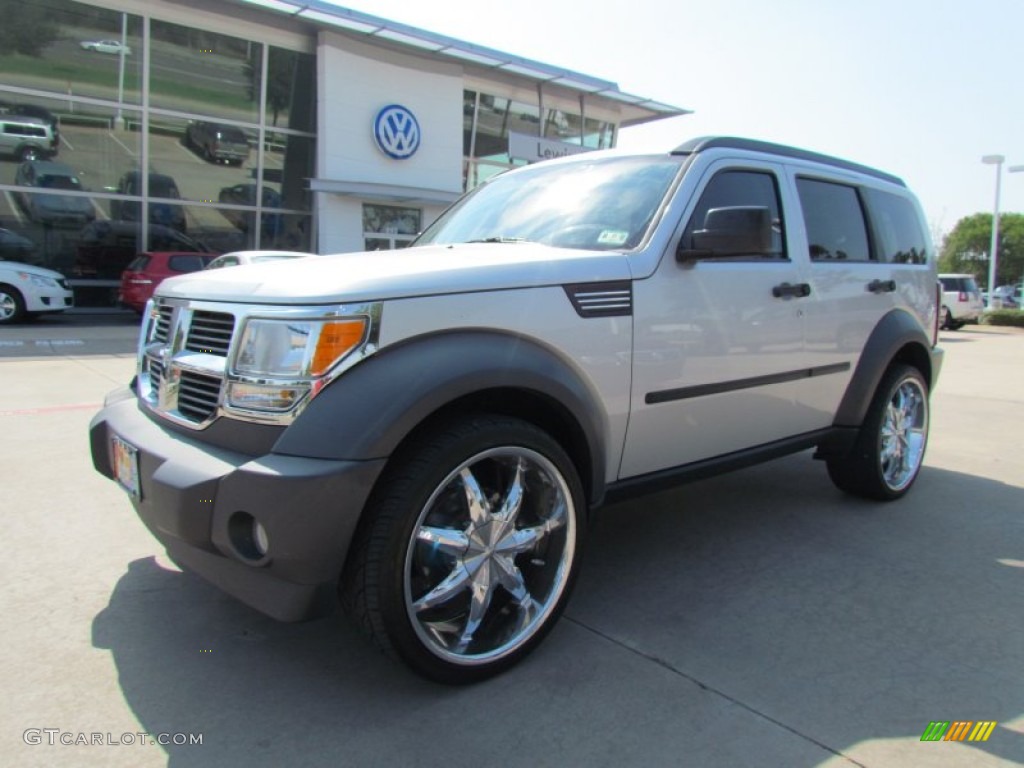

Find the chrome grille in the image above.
[
  {"left": 186, "top": 311, "right": 234, "bottom": 355},
  {"left": 177, "top": 371, "right": 222, "bottom": 422},
  {"left": 154, "top": 305, "right": 173, "bottom": 342}
]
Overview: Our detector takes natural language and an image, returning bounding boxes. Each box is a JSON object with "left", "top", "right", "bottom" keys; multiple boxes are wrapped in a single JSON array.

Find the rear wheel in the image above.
[
  {"left": 341, "top": 414, "right": 584, "bottom": 684},
  {"left": 0, "top": 284, "right": 26, "bottom": 324},
  {"left": 18, "top": 146, "right": 39, "bottom": 162},
  {"left": 827, "top": 364, "right": 929, "bottom": 501}
]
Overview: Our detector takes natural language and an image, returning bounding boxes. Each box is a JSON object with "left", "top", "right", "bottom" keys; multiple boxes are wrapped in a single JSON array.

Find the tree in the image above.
[
  {"left": 939, "top": 212, "right": 1024, "bottom": 287},
  {"left": 0, "top": 1, "right": 59, "bottom": 57}
]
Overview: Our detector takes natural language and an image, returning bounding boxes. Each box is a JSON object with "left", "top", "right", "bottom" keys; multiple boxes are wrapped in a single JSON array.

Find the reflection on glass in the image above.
[
  {"left": 583, "top": 117, "right": 614, "bottom": 150},
  {"left": 363, "top": 205, "right": 421, "bottom": 235},
  {"left": 144, "top": 115, "right": 255, "bottom": 207},
  {"left": 0, "top": 0, "right": 142, "bottom": 105},
  {"left": 543, "top": 108, "right": 582, "bottom": 144},
  {"left": 150, "top": 20, "right": 261, "bottom": 124},
  {"left": 264, "top": 132, "right": 313, "bottom": 212},
  {"left": 472, "top": 95, "right": 539, "bottom": 162},
  {"left": 266, "top": 47, "right": 315, "bottom": 133}
]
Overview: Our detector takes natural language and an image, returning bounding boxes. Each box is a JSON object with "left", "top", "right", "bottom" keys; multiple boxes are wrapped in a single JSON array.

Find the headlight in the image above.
[
  {"left": 19, "top": 272, "right": 58, "bottom": 289},
  {"left": 234, "top": 317, "right": 367, "bottom": 378}
]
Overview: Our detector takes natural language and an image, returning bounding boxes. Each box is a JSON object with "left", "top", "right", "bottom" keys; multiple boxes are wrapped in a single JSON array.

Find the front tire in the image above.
[
  {"left": 341, "top": 414, "right": 585, "bottom": 684},
  {"left": 827, "top": 364, "right": 929, "bottom": 501},
  {"left": 0, "top": 284, "right": 26, "bottom": 325}
]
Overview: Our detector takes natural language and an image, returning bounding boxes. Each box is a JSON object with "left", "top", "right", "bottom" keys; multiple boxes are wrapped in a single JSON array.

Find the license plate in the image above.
[{"left": 112, "top": 434, "right": 140, "bottom": 498}]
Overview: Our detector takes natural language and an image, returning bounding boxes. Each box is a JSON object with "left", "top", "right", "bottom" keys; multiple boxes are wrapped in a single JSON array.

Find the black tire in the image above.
[
  {"left": 0, "top": 284, "right": 27, "bottom": 325},
  {"left": 826, "top": 364, "right": 929, "bottom": 501},
  {"left": 941, "top": 307, "right": 960, "bottom": 331},
  {"left": 18, "top": 146, "right": 40, "bottom": 162},
  {"left": 341, "top": 413, "right": 585, "bottom": 684}
]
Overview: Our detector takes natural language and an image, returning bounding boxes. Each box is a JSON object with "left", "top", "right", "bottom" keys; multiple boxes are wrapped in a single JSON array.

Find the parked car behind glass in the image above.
[
  {"left": 0, "top": 227, "right": 37, "bottom": 262},
  {"left": 0, "top": 116, "right": 57, "bottom": 161},
  {"left": 75, "top": 220, "right": 212, "bottom": 280},
  {"left": 109, "top": 171, "right": 187, "bottom": 233},
  {"left": 14, "top": 160, "right": 96, "bottom": 227},
  {"left": 217, "top": 183, "right": 283, "bottom": 237}
]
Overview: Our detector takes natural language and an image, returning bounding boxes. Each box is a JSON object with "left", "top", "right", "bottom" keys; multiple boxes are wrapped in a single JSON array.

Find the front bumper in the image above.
[{"left": 89, "top": 390, "right": 386, "bottom": 621}]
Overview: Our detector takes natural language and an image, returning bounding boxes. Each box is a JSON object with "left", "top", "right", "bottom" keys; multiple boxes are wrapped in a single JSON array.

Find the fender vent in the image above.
[{"left": 564, "top": 281, "right": 632, "bottom": 318}]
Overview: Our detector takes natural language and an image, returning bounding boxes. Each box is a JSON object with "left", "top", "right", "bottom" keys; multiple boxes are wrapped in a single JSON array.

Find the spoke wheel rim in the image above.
[
  {"left": 879, "top": 377, "right": 928, "bottom": 491},
  {"left": 0, "top": 292, "right": 16, "bottom": 321},
  {"left": 403, "top": 446, "right": 576, "bottom": 666}
]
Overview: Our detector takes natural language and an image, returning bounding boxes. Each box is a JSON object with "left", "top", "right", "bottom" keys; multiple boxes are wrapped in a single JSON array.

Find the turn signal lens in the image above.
[{"left": 310, "top": 319, "right": 367, "bottom": 375}]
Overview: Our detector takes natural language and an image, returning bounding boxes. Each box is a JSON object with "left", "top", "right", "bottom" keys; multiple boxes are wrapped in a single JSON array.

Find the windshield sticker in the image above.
[{"left": 597, "top": 230, "right": 629, "bottom": 246}]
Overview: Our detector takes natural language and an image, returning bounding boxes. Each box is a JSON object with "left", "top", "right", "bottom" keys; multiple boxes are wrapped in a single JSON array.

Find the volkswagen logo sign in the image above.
[{"left": 374, "top": 104, "right": 421, "bottom": 160}]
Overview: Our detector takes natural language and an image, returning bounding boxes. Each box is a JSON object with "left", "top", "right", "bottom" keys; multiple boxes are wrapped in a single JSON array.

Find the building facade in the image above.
[{"left": 0, "top": 0, "right": 685, "bottom": 305}]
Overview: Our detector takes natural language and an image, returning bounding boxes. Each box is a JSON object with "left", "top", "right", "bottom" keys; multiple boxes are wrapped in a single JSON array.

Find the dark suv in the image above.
[{"left": 110, "top": 171, "right": 187, "bottom": 233}]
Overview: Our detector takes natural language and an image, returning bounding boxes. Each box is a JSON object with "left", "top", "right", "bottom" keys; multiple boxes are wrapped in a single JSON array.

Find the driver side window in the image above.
[{"left": 682, "top": 170, "right": 786, "bottom": 258}]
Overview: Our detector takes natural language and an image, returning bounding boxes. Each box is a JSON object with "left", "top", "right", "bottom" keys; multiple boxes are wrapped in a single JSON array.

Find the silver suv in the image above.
[
  {"left": 0, "top": 116, "right": 57, "bottom": 161},
  {"left": 90, "top": 137, "right": 943, "bottom": 683}
]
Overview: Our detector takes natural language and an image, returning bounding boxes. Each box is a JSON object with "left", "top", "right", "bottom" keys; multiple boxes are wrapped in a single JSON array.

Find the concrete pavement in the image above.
[{"left": 0, "top": 322, "right": 1021, "bottom": 767}]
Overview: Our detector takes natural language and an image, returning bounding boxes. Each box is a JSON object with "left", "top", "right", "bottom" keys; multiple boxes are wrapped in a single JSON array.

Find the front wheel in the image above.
[
  {"left": 341, "top": 414, "right": 584, "bottom": 684},
  {"left": 827, "top": 364, "right": 929, "bottom": 500},
  {"left": 0, "top": 284, "right": 26, "bottom": 325}
]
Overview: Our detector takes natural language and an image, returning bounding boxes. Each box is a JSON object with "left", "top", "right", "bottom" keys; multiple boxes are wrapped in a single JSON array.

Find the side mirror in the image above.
[{"left": 677, "top": 206, "right": 773, "bottom": 262}]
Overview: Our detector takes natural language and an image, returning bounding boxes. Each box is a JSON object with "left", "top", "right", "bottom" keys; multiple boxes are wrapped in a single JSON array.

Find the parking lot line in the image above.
[
  {"left": 106, "top": 130, "right": 135, "bottom": 157},
  {"left": 2, "top": 190, "right": 25, "bottom": 224}
]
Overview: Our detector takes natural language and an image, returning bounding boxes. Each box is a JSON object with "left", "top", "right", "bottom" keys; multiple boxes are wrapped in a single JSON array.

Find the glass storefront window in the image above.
[
  {"left": 0, "top": 0, "right": 142, "bottom": 106},
  {"left": 584, "top": 117, "right": 615, "bottom": 149},
  {"left": 363, "top": 204, "right": 420, "bottom": 250},
  {"left": 472, "top": 95, "right": 539, "bottom": 164},
  {"left": 150, "top": 20, "right": 261, "bottom": 124},
  {"left": 266, "top": 47, "right": 316, "bottom": 133},
  {"left": 543, "top": 108, "right": 582, "bottom": 144},
  {"left": 265, "top": 132, "right": 313, "bottom": 212}
]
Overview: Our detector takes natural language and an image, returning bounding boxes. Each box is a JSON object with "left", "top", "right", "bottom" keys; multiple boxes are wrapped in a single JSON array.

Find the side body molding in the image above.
[
  {"left": 833, "top": 308, "right": 940, "bottom": 428},
  {"left": 272, "top": 331, "right": 609, "bottom": 502}
]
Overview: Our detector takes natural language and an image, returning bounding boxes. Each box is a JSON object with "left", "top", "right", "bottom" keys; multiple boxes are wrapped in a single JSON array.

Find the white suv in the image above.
[
  {"left": 938, "top": 273, "right": 983, "bottom": 329},
  {"left": 91, "top": 137, "right": 943, "bottom": 682}
]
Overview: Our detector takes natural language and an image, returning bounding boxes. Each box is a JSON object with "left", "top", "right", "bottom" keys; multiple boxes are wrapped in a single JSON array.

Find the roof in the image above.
[
  {"left": 674, "top": 136, "right": 906, "bottom": 187},
  {"left": 233, "top": 0, "right": 689, "bottom": 126}
]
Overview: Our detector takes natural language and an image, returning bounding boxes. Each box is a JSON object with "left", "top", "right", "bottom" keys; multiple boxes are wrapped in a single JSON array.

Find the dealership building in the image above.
[{"left": 0, "top": 0, "right": 685, "bottom": 304}]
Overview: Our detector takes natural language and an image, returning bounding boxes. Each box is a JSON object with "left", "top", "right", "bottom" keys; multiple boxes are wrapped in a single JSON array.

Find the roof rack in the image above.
[{"left": 672, "top": 136, "right": 905, "bottom": 187}]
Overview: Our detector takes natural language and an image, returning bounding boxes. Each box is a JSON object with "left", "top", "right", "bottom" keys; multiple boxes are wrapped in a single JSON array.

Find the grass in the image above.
[
  {"left": 981, "top": 309, "right": 1024, "bottom": 328},
  {"left": 0, "top": 53, "right": 256, "bottom": 115}
]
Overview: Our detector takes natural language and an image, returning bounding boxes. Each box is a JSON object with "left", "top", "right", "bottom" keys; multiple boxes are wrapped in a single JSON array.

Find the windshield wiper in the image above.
[{"left": 465, "top": 236, "right": 530, "bottom": 244}]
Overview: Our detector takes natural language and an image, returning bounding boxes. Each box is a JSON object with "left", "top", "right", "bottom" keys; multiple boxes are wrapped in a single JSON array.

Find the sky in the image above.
[{"left": 326, "top": 0, "right": 1024, "bottom": 241}]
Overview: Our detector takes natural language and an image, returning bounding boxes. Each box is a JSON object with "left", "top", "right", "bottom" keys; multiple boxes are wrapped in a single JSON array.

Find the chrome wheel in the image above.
[
  {"left": 826, "top": 364, "right": 930, "bottom": 501},
  {"left": 341, "top": 414, "right": 584, "bottom": 682},
  {"left": 879, "top": 376, "right": 928, "bottom": 492},
  {"left": 0, "top": 287, "right": 25, "bottom": 324},
  {"left": 405, "top": 446, "right": 576, "bottom": 665}
]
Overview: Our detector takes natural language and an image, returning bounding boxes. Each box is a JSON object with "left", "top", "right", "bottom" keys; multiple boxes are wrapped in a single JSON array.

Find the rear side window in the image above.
[
  {"left": 864, "top": 189, "right": 929, "bottom": 264},
  {"left": 940, "top": 276, "right": 978, "bottom": 292},
  {"left": 682, "top": 170, "right": 786, "bottom": 258},
  {"left": 797, "top": 178, "right": 871, "bottom": 262},
  {"left": 126, "top": 255, "right": 150, "bottom": 271},
  {"left": 168, "top": 254, "right": 207, "bottom": 273}
]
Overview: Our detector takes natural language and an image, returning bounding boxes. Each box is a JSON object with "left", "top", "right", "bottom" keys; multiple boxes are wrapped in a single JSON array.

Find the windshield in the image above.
[
  {"left": 39, "top": 174, "right": 81, "bottom": 190},
  {"left": 415, "top": 155, "right": 681, "bottom": 251}
]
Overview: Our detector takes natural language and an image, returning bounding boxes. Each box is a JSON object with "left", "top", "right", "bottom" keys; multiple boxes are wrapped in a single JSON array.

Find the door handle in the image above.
[
  {"left": 867, "top": 279, "right": 897, "bottom": 294},
  {"left": 772, "top": 282, "right": 812, "bottom": 299}
]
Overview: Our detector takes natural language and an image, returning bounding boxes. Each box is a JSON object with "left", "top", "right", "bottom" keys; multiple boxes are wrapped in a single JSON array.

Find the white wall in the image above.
[{"left": 316, "top": 32, "right": 464, "bottom": 254}]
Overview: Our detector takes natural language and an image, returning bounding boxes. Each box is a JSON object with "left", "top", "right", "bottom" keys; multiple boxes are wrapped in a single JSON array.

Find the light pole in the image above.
[{"left": 981, "top": 155, "right": 1004, "bottom": 309}]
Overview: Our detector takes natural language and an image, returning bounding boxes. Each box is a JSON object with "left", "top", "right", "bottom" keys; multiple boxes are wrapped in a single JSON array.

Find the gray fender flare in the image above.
[
  {"left": 272, "top": 330, "right": 608, "bottom": 502},
  {"left": 833, "top": 308, "right": 936, "bottom": 428}
]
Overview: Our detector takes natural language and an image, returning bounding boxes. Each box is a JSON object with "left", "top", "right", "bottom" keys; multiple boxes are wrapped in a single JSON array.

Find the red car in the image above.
[{"left": 119, "top": 251, "right": 217, "bottom": 313}]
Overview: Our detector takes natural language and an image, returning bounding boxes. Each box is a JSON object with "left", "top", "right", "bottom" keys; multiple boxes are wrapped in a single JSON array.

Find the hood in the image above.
[
  {"left": 0, "top": 260, "right": 65, "bottom": 280},
  {"left": 157, "top": 243, "right": 633, "bottom": 305},
  {"left": 37, "top": 195, "right": 93, "bottom": 214}
]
